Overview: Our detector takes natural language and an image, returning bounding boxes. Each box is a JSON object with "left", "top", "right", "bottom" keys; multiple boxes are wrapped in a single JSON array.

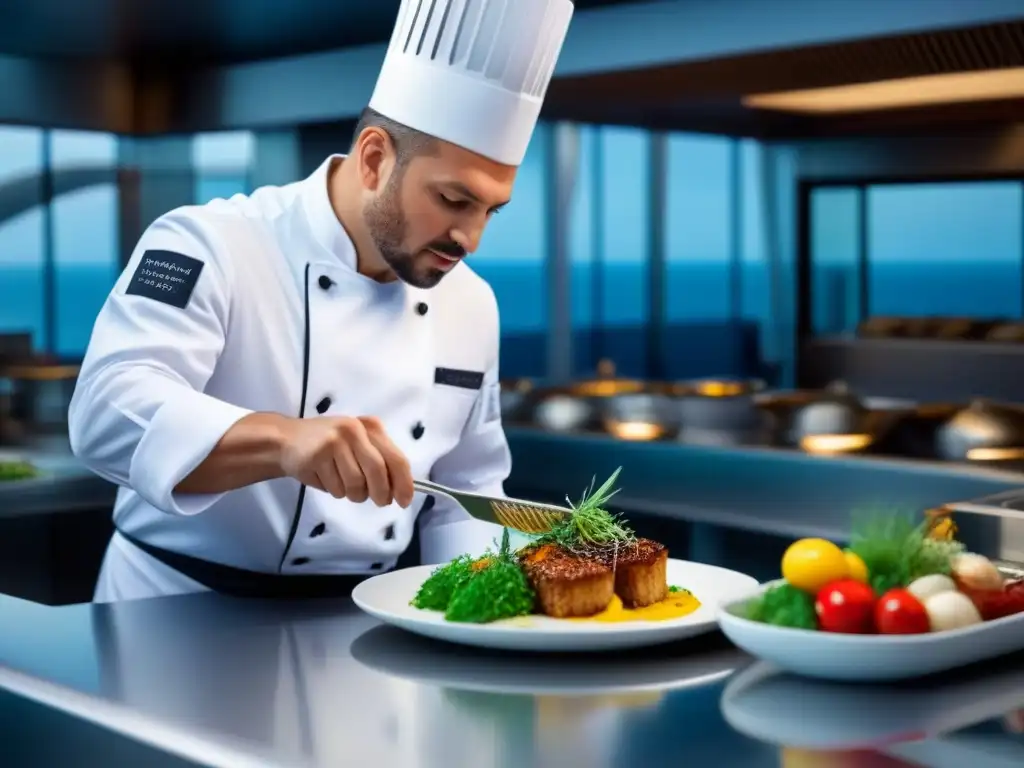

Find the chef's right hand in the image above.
[{"left": 277, "top": 416, "right": 415, "bottom": 508}]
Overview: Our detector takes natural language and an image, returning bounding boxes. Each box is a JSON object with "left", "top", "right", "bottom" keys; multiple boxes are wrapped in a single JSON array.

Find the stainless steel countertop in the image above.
[
  {"left": 1, "top": 591, "right": 1024, "bottom": 768},
  {"left": 1, "top": 430, "right": 1024, "bottom": 765}
]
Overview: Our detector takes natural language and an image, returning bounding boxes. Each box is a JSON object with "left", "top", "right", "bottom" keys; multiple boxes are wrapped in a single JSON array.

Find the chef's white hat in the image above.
[{"left": 369, "top": 0, "right": 574, "bottom": 167}]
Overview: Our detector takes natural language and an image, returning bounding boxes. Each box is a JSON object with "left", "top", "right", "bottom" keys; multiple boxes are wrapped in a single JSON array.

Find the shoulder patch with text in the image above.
[{"left": 125, "top": 250, "right": 205, "bottom": 309}]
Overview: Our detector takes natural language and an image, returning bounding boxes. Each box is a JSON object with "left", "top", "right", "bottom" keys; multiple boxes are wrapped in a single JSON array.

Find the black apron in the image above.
[{"left": 116, "top": 522, "right": 423, "bottom": 600}]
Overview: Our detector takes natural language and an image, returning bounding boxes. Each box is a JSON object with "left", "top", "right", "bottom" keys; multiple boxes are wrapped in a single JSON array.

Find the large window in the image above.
[
  {"left": 50, "top": 130, "right": 120, "bottom": 358},
  {"left": 0, "top": 124, "right": 266, "bottom": 361},
  {"left": 660, "top": 134, "right": 775, "bottom": 380},
  {"left": 569, "top": 125, "right": 598, "bottom": 376},
  {"left": 806, "top": 180, "right": 1024, "bottom": 334},
  {"left": 192, "top": 131, "right": 254, "bottom": 204},
  {"left": 740, "top": 140, "right": 769, "bottom": 335},
  {"left": 564, "top": 124, "right": 654, "bottom": 378},
  {"left": 596, "top": 126, "right": 650, "bottom": 377},
  {"left": 665, "top": 134, "right": 733, "bottom": 322},
  {"left": 554, "top": 125, "right": 776, "bottom": 382},
  {"left": 867, "top": 182, "right": 1024, "bottom": 318},
  {"left": 809, "top": 187, "right": 861, "bottom": 335},
  {"left": 0, "top": 127, "right": 45, "bottom": 348},
  {"left": 472, "top": 123, "right": 551, "bottom": 378}
]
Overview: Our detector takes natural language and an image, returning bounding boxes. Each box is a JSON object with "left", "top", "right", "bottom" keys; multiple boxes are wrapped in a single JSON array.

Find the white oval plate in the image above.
[
  {"left": 717, "top": 579, "right": 1024, "bottom": 682},
  {"left": 352, "top": 559, "right": 759, "bottom": 652}
]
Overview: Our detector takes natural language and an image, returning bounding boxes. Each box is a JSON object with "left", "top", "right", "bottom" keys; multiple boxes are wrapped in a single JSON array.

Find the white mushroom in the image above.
[
  {"left": 907, "top": 574, "right": 957, "bottom": 602},
  {"left": 923, "top": 591, "right": 983, "bottom": 632}
]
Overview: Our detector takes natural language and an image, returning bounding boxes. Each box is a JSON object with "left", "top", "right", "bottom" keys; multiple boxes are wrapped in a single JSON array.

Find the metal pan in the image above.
[
  {"left": 936, "top": 399, "right": 1024, "bottom": 463},
  {"left": 754, "top": 381, "right": 895, "bottom": 454}
]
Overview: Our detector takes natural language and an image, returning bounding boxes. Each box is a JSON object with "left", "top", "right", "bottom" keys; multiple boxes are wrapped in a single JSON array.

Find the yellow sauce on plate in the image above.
[{"left": 570, "top": 590, "right": 701, "bottom": 623}]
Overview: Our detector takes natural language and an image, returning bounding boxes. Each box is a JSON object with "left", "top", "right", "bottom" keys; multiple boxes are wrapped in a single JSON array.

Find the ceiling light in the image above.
[{"left": 743, "top": 68, "right": 1024, "bottom": 114}]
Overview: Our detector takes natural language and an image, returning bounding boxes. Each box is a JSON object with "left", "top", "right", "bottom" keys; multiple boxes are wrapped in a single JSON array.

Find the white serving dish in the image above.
[{"left": 717, "top": 579, "right": 1024, "bottom": 682}]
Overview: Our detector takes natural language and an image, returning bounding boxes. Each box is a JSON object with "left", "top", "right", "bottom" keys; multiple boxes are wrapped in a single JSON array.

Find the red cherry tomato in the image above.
[
  {"left": 875, "top": 589, "right": 930, "bottom": 634},
  {"left": 815, "top": 579, "right": 876, "bottom": 633}
]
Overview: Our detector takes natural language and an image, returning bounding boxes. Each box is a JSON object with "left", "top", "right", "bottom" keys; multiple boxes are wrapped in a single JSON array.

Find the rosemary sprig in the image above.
[
  {"left": 534, "top": 467, "right": 635, "bottom": 553},
  {"left": 499, "top": 527, "right": 512, "bottom": 559}
]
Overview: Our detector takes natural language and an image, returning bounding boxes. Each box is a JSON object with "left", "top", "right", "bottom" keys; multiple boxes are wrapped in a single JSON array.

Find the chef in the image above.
[{"left": 68, "top": 0, "right": 575, "bottom": 603}]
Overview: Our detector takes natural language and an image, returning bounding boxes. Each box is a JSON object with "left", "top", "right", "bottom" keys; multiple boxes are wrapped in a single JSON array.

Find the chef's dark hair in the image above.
[{"left": 351, "top": 107, "right": 439, "bottom": 169}]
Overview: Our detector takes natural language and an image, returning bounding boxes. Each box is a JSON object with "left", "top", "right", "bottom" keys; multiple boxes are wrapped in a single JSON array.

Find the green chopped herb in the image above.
[
  {"left": 412, "top": 528, "right": 536, "bottom": 623},
  {"left": 410, "top": 554, "right": 478, "bottom": 611},
  {"left": 445, "top": 558, "right": 535, "bottom": 623},
  {"left": 746, "top": 582, "right": 818, "bottom": 630},
  {"left": 0, "top": 460, "right": 38, "bottom": 482},
  {"left": 668, "top": 585, "right": 691, "bottom": 595}
]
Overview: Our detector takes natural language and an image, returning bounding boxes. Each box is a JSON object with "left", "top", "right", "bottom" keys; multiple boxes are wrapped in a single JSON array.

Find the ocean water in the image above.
[
  {"left": 1, "top": 260, "right": 1021, "bottom": 366},
  {"left": 1, "top": 263, "right": 120, "bottom": 358}
]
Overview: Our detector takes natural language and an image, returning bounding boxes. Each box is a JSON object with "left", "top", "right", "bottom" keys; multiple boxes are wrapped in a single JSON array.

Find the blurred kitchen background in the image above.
[{"left": 3, "top": 0, "right": 1024, "bottom": 604}]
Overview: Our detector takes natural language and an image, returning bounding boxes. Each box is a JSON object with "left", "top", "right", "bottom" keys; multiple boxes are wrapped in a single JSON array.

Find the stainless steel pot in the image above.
[
  {"left": 519, "top": 359, "right": 648, "bottom": 434},
  {"left": 600, "top": 392, "right": 679, "bottom": 441},
  {"left": 755, "top": 381, "right": 885, "bottom": 454},
  {"left": 654, "top": 379, "right": 769, "bottom": 446},
  {"left": 532, "top": 392, "right": 595, "bottom": 433},
  {"left": 936, "top": 400, "right": 1024, "bottom": 463}
]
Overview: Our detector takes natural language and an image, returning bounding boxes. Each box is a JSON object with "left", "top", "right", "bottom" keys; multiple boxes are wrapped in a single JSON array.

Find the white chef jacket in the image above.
[{"left": 69, "top": 155, "right": 509, "bottom": 603}]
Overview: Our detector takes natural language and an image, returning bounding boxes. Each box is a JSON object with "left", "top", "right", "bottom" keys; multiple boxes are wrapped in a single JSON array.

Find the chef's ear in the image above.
[{"left": 353, "top": 127, "right": 397, "bottom": 192}]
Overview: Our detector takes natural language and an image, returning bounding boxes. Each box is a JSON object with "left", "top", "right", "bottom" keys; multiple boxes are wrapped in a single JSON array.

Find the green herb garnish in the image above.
[
  {"left": 412, "top": 529, "right": 536, "bottom": 623},
  {"left": 848, "top": 509, "right": 963, "bottom": 594},
  {"left": 445, "top": 558, "right": 535, "bottom": 623},
  {"left": 746, "top": 583, "right": 817, "bottom": 630},
  {"left": 410, "top": 554, "right": 478, "bottom": 611},
  {"left": 412, "top": 471, "right": 639, "bottom": 624},
  {"left": 534, "top": 467, "right": 635, "bottom": 554},
  {"left": 668, "top": 585, "right": 691, "bottom": 595},
  {"left": 0, "top": 460, "right": 38, "bottom": 482}
]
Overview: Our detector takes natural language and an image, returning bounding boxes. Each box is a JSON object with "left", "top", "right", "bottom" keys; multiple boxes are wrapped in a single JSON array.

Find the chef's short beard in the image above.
[{"left": 364, "top": 172, "right": 446, "bottom": 290}]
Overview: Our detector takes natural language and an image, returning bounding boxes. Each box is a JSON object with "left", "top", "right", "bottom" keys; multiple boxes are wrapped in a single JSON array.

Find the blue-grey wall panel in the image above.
[{"left": 0, "top": 55, "right": 133, "bottom": 132}]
